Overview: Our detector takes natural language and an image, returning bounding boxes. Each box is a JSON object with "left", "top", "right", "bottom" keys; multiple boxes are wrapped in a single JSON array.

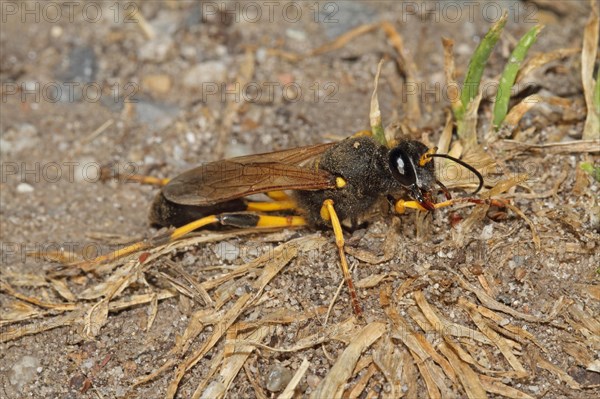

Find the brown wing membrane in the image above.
[{"left": 162, "top": 142, "right": 337, "bottom": 206}]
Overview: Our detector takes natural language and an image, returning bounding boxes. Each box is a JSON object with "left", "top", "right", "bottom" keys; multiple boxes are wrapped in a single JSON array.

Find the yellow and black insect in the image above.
[{"left": 93, "top": 131, "right": 483, "bottom": 316}]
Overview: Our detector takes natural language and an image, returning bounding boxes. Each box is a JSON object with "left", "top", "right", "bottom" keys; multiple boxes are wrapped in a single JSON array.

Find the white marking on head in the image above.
[{"left": 396, "top": 157, "right": 405, "bottom": 175}]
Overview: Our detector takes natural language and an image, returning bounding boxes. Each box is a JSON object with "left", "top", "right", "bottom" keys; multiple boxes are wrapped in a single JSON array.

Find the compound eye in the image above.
[{"left": 389, "top": 147, "right": 416, "bottom": 187}]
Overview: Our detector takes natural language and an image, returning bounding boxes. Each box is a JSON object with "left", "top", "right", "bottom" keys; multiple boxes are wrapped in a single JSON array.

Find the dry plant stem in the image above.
[
  {"left": 369, "top": 59, "right": 386, "bottom": 146},
  {"left": 581, "top": 0, "right": 600, "bottom": 139},
  {"left": 442, "top": 37, "right": 462, "bottom": 117},
  {"left": 380, "top": 21, "right": 422, "bottom": 127}
]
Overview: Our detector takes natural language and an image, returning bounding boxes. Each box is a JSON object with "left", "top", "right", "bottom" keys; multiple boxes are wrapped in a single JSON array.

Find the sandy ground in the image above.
[{"left": 1, "top": 1, "right": 599, "bottom": 398}]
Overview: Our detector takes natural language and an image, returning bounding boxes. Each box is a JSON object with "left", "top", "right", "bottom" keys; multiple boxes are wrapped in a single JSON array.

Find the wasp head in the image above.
[{"left": 388, "top": 140, "right": 437, "bottom": 211}]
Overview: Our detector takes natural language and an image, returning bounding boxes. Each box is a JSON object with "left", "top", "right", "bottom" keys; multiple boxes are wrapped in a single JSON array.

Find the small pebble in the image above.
[
  {"left": 50, "top": 25, "right": 63, "bottom": 38},
  {"left": 185, "top": 132, "right": 196, "bottom": 144},
  {"left": 183, "top": 61, "right": 227, "bottom": 89},
  {"left": 514, "top": 267, "right": 527, "bottom": 281},
  {"left": 285, "top": 28, "right": 306, "bottom": 41},
  {"left": 9, "top": 356, "right": 40, "bottom": 389},
  {"left": 63, "top": 46, "right": 97, "bottom": 83},
  {"left": 135, "top": 101, "right": 180, "bottom": 133},
  {"left": 213, "top": 241, "right": 239, "bottom": 263},
  {"left": 306, "top": 374, "right": 320, "bottom": 389},
  {"left": 528, "top": 385, "right": 540, "bottom": 393},
  {"left": 480, "top": 224, "right": 494, "bottom": 240},
  {"left": 266, "top": 364, "right": 293, "bottom": 392},
  {"left": 17, "top": 183, "right": 34, "bottom": 193},
  {"left": 138, "top": 37, "right": 174, "bottom": 63},
  {"left": 142, "top": 74, "right": 172, "bottom": 95}
]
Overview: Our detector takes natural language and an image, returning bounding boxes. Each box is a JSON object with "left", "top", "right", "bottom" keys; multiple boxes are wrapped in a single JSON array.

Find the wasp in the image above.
[{"left": 93, "top": 132, "right": 483, "bottom": 316}]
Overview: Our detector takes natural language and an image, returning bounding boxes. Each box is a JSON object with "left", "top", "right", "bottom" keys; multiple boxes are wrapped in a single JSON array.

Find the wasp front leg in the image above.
[
  {"left": 320, "top": 199, "right": 363, "bottom": 317},
  {"left": 393, "top": 197, "right": 509, "bottom": 214}
]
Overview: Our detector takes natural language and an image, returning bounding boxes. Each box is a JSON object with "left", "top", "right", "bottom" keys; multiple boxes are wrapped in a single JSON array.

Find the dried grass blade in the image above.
[
  {"left": 411, "top": 350, "right": 442, "bottom": 399},
  {"left": 165, "top": 236, "right": 308, "bottom": 398},
  {"left": 413, "top": 291, "right": 491, "bottom": 345},
  {"left": 568, "top": 304, "right": 600, "bottom": 335},
  {"left": 479, "top": 375, "right": 534, "bottom": 399},
  {"left": 458, "top": 92, "right": 482, "bottom": 149},
  {"left": 370, "top": 59, "right": 386, "bottom": 146},
  {"left": 438, "top": 342, "right": 488, "bottom": 399},
  {"left": 503, "top": 202, "right": 541, "bottom": 250},
  {"left": 380, "top": 21, "right": 421, "bottom": 126},
  {"left": 1, "top": 311, "right": 82, "bottom": 342},
  {"left": 459, "top": 299, "right": 527, "bottom": 376},
  {"left": 146, "top": 293, "right": 158, "bottom": 331},
  {"left": 500, "top": 139, "right": 600, "bottom": 154},
  {"left": 0, "top": 280, "right": 76, "bottom": 311},
  {"left": 202, "top": 326, "right": 272, "bottom": 399},
  {"left": 310, "top": 322, "right": 386, "bottom": 399},
  {"left": 535, "top": 354, "right": 581, "bottom": 390},
  {"left": 515, "top": 47, "right": 580, "bottom": 83},
  {"left": 500, "top": 94, "right": 543, "bottom": 132},
  {"left": 442, "top": 38, "right": 461, "bottom": 117},
  {"left": 455, "top": 274, "right": 543, "bottom": 323},
  {"left": 372, "top": 336, "right": 403, "bottom": 398},
  {"left": 465, "top": 300, "right": 546, "bottom": 351},
  {"left": 346, "top": 363, "right": 377, "bottom": 399},
  {"left": 240, "top": 317, "right": 357, "bottom": 353}
]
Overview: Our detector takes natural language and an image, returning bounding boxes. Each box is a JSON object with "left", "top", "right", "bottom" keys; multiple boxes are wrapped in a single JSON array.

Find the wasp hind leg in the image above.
[
  {"left": 76, "top": 213, "right": 307, "bottom": 270},
  {"left": 320, "top": 199, "right": 363, "bottom": 317},
  {"left": 246, "top": 198, "right": 297, "bottom": 212}
]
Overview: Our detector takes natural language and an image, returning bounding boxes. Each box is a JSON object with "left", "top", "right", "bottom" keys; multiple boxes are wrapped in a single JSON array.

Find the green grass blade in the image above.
[
  {"left": 493, "top": 25, "right": 543, "bottom": 128},
  {"left": 580, "top": 162, "right": 600, "bottom": 182},
  {"left": 456, "top": 12, "right": 508, "bottom": 121}
]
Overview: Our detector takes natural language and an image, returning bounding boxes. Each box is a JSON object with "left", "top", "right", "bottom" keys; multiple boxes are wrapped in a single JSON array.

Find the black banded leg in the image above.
[{"left": 320, "top": 199, "right": 363, "bottom": 316}]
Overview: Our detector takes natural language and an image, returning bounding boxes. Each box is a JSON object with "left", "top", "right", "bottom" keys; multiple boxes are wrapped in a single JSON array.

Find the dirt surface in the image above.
[{"left": 1, "top": 1, "right": 599, "bottom": 398}]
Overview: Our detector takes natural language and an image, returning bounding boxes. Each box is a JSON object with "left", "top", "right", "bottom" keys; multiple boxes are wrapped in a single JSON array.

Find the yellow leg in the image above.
[
  {"left": 321, "top": 199, "right": 363, "bottom": 316},
  {"left": 254, "top": 215, "right": 306, "bottom": 228},
  {"left": 74, "top": 214, "right": 306, "bottom": 269},
  {"left": 266, "top": 191, "right": 291, "bottom": 201},
  {"left": 246, "top": 200, "right": 297, "bottom": 212},
  {"left": 78, "top": 215, "right": 220, "bottom": 268},
  {"left": 395, "top": 198, "right": 506, "bottom": 214}
]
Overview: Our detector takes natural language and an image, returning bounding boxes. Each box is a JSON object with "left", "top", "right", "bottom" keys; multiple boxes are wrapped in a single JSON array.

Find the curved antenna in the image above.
[{"left": 430, "top": 154, "right": 484, "bottom": 195}]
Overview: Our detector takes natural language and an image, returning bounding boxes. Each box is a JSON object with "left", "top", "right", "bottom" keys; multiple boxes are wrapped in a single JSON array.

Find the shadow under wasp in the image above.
[{"left": 92, "top": 130, "right": 484, "bottom": 316}]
